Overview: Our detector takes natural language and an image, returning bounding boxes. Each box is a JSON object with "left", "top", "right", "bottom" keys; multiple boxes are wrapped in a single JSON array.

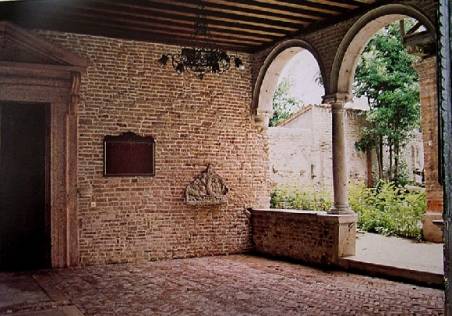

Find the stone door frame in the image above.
[{"left": 0, "top": 22, "right": 87, "bottom": 267}]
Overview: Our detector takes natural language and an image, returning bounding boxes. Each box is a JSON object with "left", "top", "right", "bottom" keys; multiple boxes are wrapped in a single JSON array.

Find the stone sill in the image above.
[{"left": 251, "top": 208, "right": 357, "bottom": 224}]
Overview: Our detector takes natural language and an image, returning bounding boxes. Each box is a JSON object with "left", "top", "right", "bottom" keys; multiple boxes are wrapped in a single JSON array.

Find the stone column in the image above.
[
  {"left": 414, "top": 56, "right": 443, "bottom": 243},
  {"left": 323, "top": 94, "right": 354, "bottom": 214}
]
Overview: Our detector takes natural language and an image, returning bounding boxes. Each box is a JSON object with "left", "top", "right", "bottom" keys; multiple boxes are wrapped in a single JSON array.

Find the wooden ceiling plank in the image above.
[
  {"left": 6, "top": 7, "right": 266, "bottom": 47},
  {"left": 88, "top": 0, "right": 298, "bottom": 34},
  {"left": 44, "top": 4, "right": 278, "bottom": 42},
  {"left": 228, "top": 0, "right": 345, "bottom": 15},
  {"left": 67, "top": 12, "right": 272, "bottom": 45},
  {"left": 205, "top": 0, "right": 341, "bottom": 17},
  {"left": 3, "top": 0, "right": 289, "bottom": 37},
  {"left": 93, "top": 0, "right": 302, "bottom": 31},
  {"left": 9, "top": 12, "right": 256, "bottom": 51},
  {"left": 162, "top": 0, "right": 329, "bottom": 21},
  {"left": 304, "top": 0, "right": 369, "bottom": 9},
  {"left": 272, "top": 0, "right": 357, "bottom": 10}
]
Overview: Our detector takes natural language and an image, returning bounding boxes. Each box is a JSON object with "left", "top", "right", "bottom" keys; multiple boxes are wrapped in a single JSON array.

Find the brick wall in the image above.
[
  {"left": 38, "top": 31, "right": 270, "bottom": 265},
  {"left": 251, "top": 209, "right": 356, "bottom": 265}
]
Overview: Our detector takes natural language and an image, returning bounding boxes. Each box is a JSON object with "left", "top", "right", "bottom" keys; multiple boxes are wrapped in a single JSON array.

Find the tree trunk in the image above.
[
  {"left": 394, "top": 141, "right": 399, "bottom": 181},
  {"left": 389, "top": 143, "right": 393, "bottom": 180},
  {"left": 377, "top": 136, "right": 383, "bottom": 180},
  {"left": 366, "top": 149, "right": 373, "bottom": 187}
]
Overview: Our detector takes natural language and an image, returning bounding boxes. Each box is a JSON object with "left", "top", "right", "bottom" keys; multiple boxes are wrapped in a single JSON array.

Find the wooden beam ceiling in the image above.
[{"left": 0, "top": 0, "right": 377, "bottom": 52}]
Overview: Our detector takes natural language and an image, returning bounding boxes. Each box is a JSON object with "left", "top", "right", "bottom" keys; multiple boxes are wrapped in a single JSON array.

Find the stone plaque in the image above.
[
  {"left": 185, "top": 164, "right": 228, "bottom": 206},
  {"left": 104, "top": 132, "right": 155, "bottom": 176}
]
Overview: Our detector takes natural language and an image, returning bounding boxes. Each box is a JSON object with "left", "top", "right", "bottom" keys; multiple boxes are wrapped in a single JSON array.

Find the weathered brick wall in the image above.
[
  {"left": 37, "top": 31, "right": 270, "bottom": 265},
  {"left": 251, "top": 209, "right": 356, "bottom": 265},
  {"left": 252, "top": 210, "right": 336, "bottom": 264}
]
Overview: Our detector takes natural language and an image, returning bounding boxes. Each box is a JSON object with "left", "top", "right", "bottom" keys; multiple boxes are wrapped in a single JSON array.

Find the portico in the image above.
[{"left": 0, "top": 0, "right": 451, "bottom": 314}]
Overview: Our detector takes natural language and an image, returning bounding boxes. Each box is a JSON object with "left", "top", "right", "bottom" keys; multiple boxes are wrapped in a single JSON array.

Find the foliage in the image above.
[
  {"left": 269, "top": 78, "right": 303, "bottom": 127},
  {"left": 270, "top": 182, "right": 426, "bottom": 239},
  {"left": 270, "top": 186, "right": 332, "bottom": 211},
  {"left": 349, "top": 181, "right": 426, "bottom": 239},
  {"left": 354, "top": 20, "right": 420, "bottom": 183}
]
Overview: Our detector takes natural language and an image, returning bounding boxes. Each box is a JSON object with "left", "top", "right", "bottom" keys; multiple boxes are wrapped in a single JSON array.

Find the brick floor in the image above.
[{"left": 37, "top": 255, "right": 444, "bottom": 316}]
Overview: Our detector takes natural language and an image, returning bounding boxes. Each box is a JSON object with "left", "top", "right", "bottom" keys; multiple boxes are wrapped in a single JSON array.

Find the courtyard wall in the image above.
[{"left": 268, "top": 104, "right": 368, "bottom": 195}]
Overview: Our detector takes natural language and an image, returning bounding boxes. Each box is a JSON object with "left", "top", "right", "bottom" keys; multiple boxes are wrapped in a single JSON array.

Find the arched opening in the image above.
[
  {"left": 253, "top": 40, "right": 326, "bottom": 128},
  {"left": 331, "top": 4, "right": 435, "bottom": 95},
  {"left": 332, "top": 5, "right": 442, "bottom": 275},
  {"left": 256, "top": 42, "right": 365, "bottom": 213}
]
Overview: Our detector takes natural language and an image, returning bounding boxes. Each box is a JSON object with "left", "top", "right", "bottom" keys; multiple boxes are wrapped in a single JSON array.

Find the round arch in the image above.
[
  {"left": 330, "top": 3, "right": 436, "bottom": 96},
  {"left": 253, "top": 39, "right": 326, "bottom": 125}
]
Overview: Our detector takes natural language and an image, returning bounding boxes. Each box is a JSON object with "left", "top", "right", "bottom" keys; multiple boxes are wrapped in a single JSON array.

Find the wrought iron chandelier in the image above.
[{"left": 158, "top": 0, "right": 244, "bottom": 79}]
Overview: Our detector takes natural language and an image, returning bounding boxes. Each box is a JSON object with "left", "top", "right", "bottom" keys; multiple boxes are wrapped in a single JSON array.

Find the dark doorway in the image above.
[{"left": 0, "top": 102, "right": 50, "bottom": 270}]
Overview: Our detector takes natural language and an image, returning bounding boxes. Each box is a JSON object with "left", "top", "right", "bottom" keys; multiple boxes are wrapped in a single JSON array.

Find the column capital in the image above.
[
  {"left": 254, "top": 110, "right": 273, "bottom": 130},
  {"left": 322, "top": 92, "right": 351, "bottom": 105}
]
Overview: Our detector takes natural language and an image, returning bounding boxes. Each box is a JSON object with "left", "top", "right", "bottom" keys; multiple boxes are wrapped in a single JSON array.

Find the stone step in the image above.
[{"left": 338, "top": 257, "right": 444, "bottom": 288}]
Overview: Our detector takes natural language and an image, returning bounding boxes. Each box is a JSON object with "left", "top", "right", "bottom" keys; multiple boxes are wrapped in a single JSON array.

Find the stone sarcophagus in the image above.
[{"left": 185, "top": 164, "right": 228, "bottom": 206}]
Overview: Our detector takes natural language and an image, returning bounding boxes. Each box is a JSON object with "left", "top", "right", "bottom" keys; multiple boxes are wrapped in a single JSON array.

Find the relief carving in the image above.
[{"left": 185, "top": 164, "right": 228, "bottom": 206}]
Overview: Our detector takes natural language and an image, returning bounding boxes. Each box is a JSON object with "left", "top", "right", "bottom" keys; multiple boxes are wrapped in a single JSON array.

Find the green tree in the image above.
[
  {"left": 354, "top": 20, "right": 420, "bottom": 183},
  {"left": 269, "top": 78, "right": 303, "bottom": 127}
]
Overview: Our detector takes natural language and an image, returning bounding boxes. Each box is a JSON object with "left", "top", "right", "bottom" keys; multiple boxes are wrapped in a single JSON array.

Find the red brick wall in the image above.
[
  {"left": 38, "top": 31, "right": 270, "bottom": 265},
  {"left": 416, "top": 57, "right": 443, "bottom": 213},
  {"left": 251, "top": 209, "right": 356, "bottom": 265}
]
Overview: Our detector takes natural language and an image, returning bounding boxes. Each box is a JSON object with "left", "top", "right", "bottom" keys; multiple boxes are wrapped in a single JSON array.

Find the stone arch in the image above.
[
  {"left": 330, "top": 3, "right": 436, "bottom": 97},
  {"left": 253, "top": 39, "right": 326, "bottom": 126}
]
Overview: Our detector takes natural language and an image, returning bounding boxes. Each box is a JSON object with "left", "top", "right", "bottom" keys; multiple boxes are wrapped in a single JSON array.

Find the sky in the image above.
[{"left": 278, "top": 49, "right": 369, "bottom": 110}]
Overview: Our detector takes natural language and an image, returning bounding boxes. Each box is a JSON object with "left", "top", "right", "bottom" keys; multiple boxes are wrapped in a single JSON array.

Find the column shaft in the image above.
[{"left": 321, "top": 93, "right": 355, "bottom": 214}]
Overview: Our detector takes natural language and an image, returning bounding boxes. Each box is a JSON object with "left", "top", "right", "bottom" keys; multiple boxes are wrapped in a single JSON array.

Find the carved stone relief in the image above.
[{"left": 185, "top": 164, "right": 228, "bottom": 206}]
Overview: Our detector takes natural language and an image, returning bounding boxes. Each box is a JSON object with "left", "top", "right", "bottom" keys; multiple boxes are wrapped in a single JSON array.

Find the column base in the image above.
[
  {"left": 422, "top": 212, "right": 443, "bottom": 243},
  {"left": 336, "top": 213, "right": 358, "bottom": 257},
  {"left": 328, "top": 206, "right": 355, "bottom": 215}
]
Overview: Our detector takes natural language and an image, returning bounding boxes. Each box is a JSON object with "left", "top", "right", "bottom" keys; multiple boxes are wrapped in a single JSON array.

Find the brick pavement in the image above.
[{"left": 34, "top": 255, "right": 444, "bottom": 316}]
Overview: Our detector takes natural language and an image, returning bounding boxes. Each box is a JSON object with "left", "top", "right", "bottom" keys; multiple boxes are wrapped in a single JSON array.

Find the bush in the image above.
[
  {"left": 270, "top": 187, "right": 332, "bottom": 211},
  {"left": 270, "top": 182, "right": 426, "bottom": 239},
  {"left": 349, "top": 181, "right": 426, "bottom": 239}
]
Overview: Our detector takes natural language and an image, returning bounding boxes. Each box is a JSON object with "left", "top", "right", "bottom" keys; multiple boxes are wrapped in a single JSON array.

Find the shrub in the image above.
[
  {"left": 349, "top": 181, "right": 426, "bottom": 239},
  {"left": 270, "top": 182, "right": 426, "bottom": 239},
  {"left": 270, "top": 187, "right": 332, "bottom": 211}
]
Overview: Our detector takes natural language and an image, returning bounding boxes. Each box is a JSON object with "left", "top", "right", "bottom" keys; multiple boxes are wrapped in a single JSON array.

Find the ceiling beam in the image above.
[
  {"left": 76, "top": 0, "right": 296, "bottom": 36},
  {"left": 27, "top": 5, "right": 279, "bottom": 43},
  {"left": 161, "top": 0, "right": 333, "bottom": 21},
  {"left": 94, "top": 0, "right": 303, "bottom": 31},
  {"left": 206, "top": 0, "right": 342, "bottom": 17}
]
